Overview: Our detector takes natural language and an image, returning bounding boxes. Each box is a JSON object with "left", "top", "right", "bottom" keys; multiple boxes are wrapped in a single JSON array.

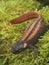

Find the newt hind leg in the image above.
[{"left": 27, "top": 44, "right": 38, "bottom": 59}]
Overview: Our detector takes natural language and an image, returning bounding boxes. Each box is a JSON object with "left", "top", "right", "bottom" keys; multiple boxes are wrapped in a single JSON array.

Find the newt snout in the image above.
[{"left": 12, "top": 39, "right": 27, "bottom": 54}]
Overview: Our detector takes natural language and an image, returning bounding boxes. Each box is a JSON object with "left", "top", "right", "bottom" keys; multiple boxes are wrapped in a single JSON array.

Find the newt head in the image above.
[{"left": 11, "top": 39, "right": 27, "bottom": 54}]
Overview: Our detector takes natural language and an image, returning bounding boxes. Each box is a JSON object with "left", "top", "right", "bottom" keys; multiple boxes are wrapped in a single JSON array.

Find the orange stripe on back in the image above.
[{"left": 26, "top": 19, "right": 43, "bottom": 42}]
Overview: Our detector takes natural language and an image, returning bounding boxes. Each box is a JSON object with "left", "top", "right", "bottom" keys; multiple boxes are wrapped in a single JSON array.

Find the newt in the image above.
[{"left": 10, "top": 12, "right": 49, "bottom": 58}]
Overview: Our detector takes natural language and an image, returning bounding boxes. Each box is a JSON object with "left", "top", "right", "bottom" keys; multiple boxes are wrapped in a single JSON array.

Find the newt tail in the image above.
[
  {"left": 10, "top": 12, "right": 40, "bottom": 24},
  {"left": 10, "top": 12, "right": 49, "bottom": 59}
]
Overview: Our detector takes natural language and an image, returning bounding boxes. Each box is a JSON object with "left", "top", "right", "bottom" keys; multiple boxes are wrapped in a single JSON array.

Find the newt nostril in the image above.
[
  {"left": 12, "top": 49, "right": 16, "bottom": 54},
  {"left": 12, "top": 49, "right": 17, "bottom": 54},
  {"left": 11, "top": 48, "right": 20, "bottom": 54}
]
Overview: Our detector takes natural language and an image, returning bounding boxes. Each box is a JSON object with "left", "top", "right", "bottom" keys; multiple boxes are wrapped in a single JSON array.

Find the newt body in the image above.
[{"left": 10, "top": 12, "right": 49, "bottom": 58}]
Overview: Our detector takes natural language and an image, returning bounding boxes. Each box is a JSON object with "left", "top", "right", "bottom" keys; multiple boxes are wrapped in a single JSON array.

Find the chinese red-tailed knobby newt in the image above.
[{"left": 10, "top": 12, "right": 49, "bottom": 58}]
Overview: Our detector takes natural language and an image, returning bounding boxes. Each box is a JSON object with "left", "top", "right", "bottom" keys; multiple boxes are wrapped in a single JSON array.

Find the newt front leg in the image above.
[{"left": 27, "top": 44, "right": 38, "bottom": 59}]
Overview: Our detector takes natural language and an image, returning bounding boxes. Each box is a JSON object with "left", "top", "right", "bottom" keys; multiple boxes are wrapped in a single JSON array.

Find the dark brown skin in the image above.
[{"left": 10, "top": 12, "right": 49, "bottom": 59}]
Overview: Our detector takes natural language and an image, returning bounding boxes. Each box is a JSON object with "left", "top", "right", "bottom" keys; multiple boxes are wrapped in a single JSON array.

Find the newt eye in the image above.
[{"left": 23, "top": 43, "right": 27, "bottom": 48}]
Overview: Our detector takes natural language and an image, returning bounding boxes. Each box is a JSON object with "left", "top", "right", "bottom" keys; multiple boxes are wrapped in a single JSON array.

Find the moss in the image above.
[{"left": 0, "top": 0, "right": 49, "bottom": 65}]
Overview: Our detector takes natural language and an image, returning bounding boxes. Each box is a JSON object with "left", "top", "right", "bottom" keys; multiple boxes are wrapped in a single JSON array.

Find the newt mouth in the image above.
[
  {"left": 11, "top": 47, "right": 24, "bottom": 54},
  {"left": 12, "top": 48, "right": 20, "bottom": 54}
]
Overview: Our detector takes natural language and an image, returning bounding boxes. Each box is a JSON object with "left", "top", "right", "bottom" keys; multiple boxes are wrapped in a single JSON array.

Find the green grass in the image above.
[{"left": 0, "top": 0, "right": 49, "bottom": 65}]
